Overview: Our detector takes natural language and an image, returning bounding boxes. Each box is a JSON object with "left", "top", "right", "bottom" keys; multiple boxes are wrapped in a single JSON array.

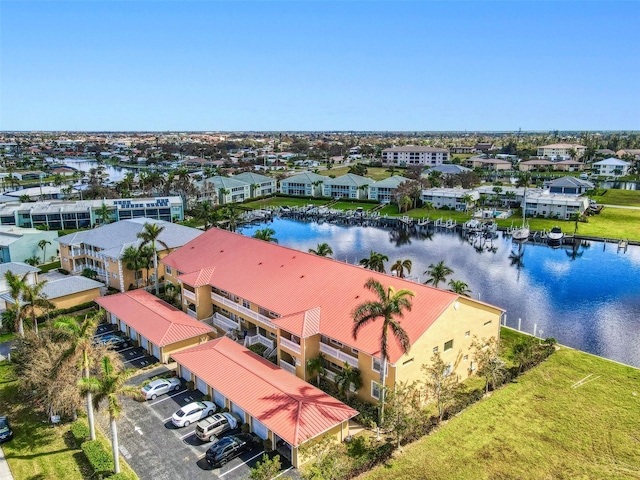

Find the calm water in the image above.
[
  {"left": 62, "top": 158, "right": 133, "bottom": 183},
  {"left": 239, "top": 218, "right": 640, "bottom": 368}
]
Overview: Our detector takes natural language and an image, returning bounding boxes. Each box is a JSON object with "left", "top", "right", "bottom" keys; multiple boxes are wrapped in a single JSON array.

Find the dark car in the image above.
[
  {"left": 205, "top": 433, "right": 258, "bottom": 467},
  {"left": 94, "top": 333, "right": 130, "bottom": 349},
  {"left": 0, "top": 416, "right": 13, "bottom": 443}
]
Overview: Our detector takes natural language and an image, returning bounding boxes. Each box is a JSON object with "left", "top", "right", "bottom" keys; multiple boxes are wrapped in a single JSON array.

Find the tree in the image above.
[
  {"left": 253, "top": 228, "right": 278, "bottom": 243},
  {"left": 137, "top": 222, "right": 168, "bottom": 295},
  {"left": 470, "top": 336, "right": 506, "bottom": 395},
  {"left": 4, "top": 271, "right": 27, "bottom": 336},
  {"left": 359, "top": 251, "right": 389, "bottom": 273},
  {"left": 95, "top": 203, "right": 112, "bottom": 225},
  {"left": 424, "top": 260, "right": 454, "bottom": 288},
  {"left": 38, "top": 239, "right": 51, "bottom": 264},
  {"left": 250, "top": 454, "right": 282, "bottom": 480},
  {"left": 352, "top": 278, "right": 414, "bottom": 423},
  {"left": 79, "top": 356, "right": 142, "bottom": 475},
  {"left": 122, "top": 245, "right": 144, "bottom": 288},
  {"left": 390, "top": 259, "right": 412, "bottom": 279},
  {"left": 81, "top": 268, "right": 98, "bottom": 280},
  {"left": 448, "top": 279, "right": 471, "bottom": 296},
  {"left": 308, "top": 243, "right": 333, "bottom": 257},
  {"left": 306, "top": 353, "right": 325, "bottom": 386},
  {"left": 221, "top": 204, "right": 242, "bottom": 232},
  {"left": 383, "top": 380, "right": 422, "bottom": 448},
  {"left": 21, "top": 278, "right": 54, "bottom": 335},
  {"left": 54, "top": 312, "right": 103, "bottom": 440},
  {"left": 24, "top": 255, "right": 40, "bottom": 266},
  {"left": 461, "top": 193, "right": 475, "bottom": 212},
  {"left": 192, "top": 200, "right": 220, "bottom": 231},
  {"left": 422, "top": 351, "right": 460, "bottom": 422},
  {"left": 334, "top": 362, "right": 363, "bottom": 401}
]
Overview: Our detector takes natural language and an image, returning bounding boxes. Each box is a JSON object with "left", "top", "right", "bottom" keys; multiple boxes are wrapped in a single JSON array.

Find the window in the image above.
[
  {"left": 371, "top": 381, "right": 380, "bottom": 400},
  {"left": 484, "top": 321, "right": 492, "bottom": 327},
  {"left": 372, "top": 358, "right": 388, "bottom": 376},
  {"left": 330, "top": 339, "right": 343, "bottom": 347},
  {"left": 433, "top": 346, "right": 438, "bottom": 353},
  {"left": 444, "top": 340, "right": 453, "bottom": 352},
  {"left": 269, "top": 332, "right": 277, "bottom": 339},
  {"left": 165, "top": 266, "right": 172, "bottom": 275},
  {"left": 463, "top": 355, "right": 468, "bottom": 361},
  {"left": 403, "top": 358, "right": 414, "bottom": 366},
  {"left": 465, "top": 331, "right": 470, "bottom": 337},
  {"left": 242, "top": 299, "right": 250, "bottom": 309},
  {"left": 444, "top": 363, "right": 453, "bottom": 377},
  {"left": 351, "top": 348, "right": 359, "bottom": 355}
]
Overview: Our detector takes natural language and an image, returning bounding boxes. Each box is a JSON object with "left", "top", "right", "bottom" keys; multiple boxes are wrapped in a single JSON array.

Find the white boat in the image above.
[
  {"left": 547, "top": 226, "right": 564, "bottom": 247},
  {"left": 512, "top": 190, "right": 529, "bottom": 242}
]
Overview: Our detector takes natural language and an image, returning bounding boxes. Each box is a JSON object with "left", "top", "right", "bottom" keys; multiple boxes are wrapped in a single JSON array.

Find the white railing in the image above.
[
  {"left": 244, "top": 334, "right": 274, "bottom": 350},
  {"left": 182, "top": 289, "right": 196, "bottom": 301},
  {"left": 186, "top": 309, "right": 197, "bottom": 318},
  {"left": 279, "top": 337, "right": 301, "bottom": 354},
  {"left": 211, "top": 292, "right": 277, "bottom": 329},
  {"left": 212, "top": 313, "right": 239, "bottom": 331},
  {"left": 324, "top": 370, "right": 337, "bottom": 382},
  {"left": 319, "top": 342, "right": 359, "bottom": 368},
  {"left": 279, "top": 360, "right": 296, "bottom": 375}
]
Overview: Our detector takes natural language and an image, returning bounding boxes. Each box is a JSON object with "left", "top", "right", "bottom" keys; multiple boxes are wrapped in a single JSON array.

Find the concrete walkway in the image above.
[{"left": 0, "top": 446, "right": 14, "bottom": 480}]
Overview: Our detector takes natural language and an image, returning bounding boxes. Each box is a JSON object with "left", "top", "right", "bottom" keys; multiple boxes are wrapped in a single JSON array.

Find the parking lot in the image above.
[{"left": 93, "top": 323, "right": 295, "bottom": 480}]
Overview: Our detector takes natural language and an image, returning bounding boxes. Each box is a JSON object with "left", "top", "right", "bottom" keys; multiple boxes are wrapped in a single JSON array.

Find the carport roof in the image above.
[
  {"left": 171, "top": 337, "right": 358, "bottom": 447},
  {"left": 95, "top": 290, "right": 213, "bottom": 347}
]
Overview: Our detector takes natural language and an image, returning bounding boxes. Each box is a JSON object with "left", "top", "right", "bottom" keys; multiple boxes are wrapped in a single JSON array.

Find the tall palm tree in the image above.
[
  {"left": 79, "top": 356, "right": 141, "bottom": 475},
  {"left": 352, "top": 278, "right": 414, "bottom": 423},
  {"left": 335, "top": 362, "right": 363, "bottom": 401},
  {"left": 95, "top": 203, "right": 112, "bottom": 225},
  {"left": 308, "top": 243, "right": 333, "bottom": 257},
  {"left": 137, "top": 222, "right": 168, "bottom": 295},
  {"left": 4, "top": 271, "right": 27, "bottom": 336},
  {"left": 461, "top": 193, "right": 475, "bottom": 212},
  {"left": 448, "top": 279, "right": 471, "bottom": 296},
  {"left": 54, "top": 312, "right": 103, "bottom": 441},
  {"left": 359, "top": 251, "right": 389, "bottom": 273},
  {"left": 192, "top": 200, "right": 220, "bottom": 231},
  {"left": 252, "top": 228, "right": 278, "bottom": 243},
  {"left": 21, "top": 279, "right": 54, "bottom": 335},
  {"left": 221, "top": 205, "right": 242, "bottom": 232},
  {"left": 38, "top": 239, "right": 51, "bottom": 264},
  {"left": 306, "top": 353, "right": 325, "bottom": 386},
  {"left": 390, "top": 259, "right": 412, "bottom": 279},
  {"left": 424, "top": 260, "right": 454, "bottom": 288}
]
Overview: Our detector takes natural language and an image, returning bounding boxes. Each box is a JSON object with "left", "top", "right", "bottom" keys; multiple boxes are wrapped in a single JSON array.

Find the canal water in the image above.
[
  {"left": 61, "top": 158, "right": 134, "bottom": 183},
  {"left": 239, "top": 217, "right": 640, "bottom": 368}
]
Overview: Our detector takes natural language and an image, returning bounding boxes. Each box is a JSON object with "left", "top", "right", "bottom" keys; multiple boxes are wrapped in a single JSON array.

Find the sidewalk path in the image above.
[
  {"left": 600, "top": 204, "right": 640, "bottom": 210},
  {"left": 0, "top": 446, "right": 14, "bottom": 480}
]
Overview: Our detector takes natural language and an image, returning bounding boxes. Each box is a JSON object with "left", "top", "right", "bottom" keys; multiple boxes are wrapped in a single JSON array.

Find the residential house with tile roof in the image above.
[
  {"left": 279, "top": 172, "right": 326, "bottom": 197},
  {"left": 322, "top": 173, "right": 374, "bottom": 200}
]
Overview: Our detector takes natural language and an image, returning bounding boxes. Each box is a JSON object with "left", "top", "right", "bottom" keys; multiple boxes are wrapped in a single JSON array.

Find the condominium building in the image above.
[
  {"left": 368, "top": 176, "right": 409, "bottom": 203},
  {"left": 382, "top": 146, "right": 449, "bottom": 167},
  {"left": 592, "top": 158, "right": 631, "bottom": 177},
  {"left": 279, "top": 172, "right": 326, "bottom": 197},
  {"left": 421, "top": 188, "right": 479, "bottom": 211},
  {"left": 537, "top": 143, "right": 586, "bottom": 160},
  {"left": 322, "top": 174, "right": 374, "bottom": 199}
]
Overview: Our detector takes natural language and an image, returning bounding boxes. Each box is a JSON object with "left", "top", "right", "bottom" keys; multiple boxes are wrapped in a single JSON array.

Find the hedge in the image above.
[
  {"left": 70, "top": 420, "right": 90, "bottom": 447},
  {"left": 36, "top": 301, "right": 98, "bottom": 322},
  {"left": 81, "top": 439, "right": 113, "bottom": 478}
]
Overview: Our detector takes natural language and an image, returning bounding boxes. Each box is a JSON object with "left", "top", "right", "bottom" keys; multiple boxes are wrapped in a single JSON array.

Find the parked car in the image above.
[
  {"left": 140, "top": 377, "right": 181, "bottom": 400},
  {"left": 0, "top": 416, "right": 13, "bottom": 443},
  {"left": 95, "top": 333, "right": 130, "bottom": 349},
  {"left": 171, "top": 401, "right": 216, "bottom": 427},
  {"left": 195, "top": 412, "right": 240, "bottom": 442},
  {"left": 205, "top": 433, "right": 258, "bottom": 467}
]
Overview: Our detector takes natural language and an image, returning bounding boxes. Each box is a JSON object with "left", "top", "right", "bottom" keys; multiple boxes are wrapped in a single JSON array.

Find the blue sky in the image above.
[{"left": 1, "top": 1, "right": 639, "bottom": 131}]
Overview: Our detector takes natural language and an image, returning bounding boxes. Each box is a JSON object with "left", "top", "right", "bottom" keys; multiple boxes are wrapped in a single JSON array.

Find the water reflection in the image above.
[{"left": 239, "top": 217, "right": 640, "bottom": 368}]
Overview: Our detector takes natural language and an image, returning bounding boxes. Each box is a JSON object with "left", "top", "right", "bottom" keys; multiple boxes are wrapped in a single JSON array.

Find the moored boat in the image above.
[{"left": 547, "top": 226, "right": 564, "bottom": 247}]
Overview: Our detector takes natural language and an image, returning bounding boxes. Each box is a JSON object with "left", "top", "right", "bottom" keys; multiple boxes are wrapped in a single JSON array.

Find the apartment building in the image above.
[
  {"left": 322, "top": 174, "right": 374, "bottom": 199},
  {"left": 368, "top": 176, "right": 409, "bottom": 203},
  {"left": 382, "top": 146, "right": 449, "bottom": 167},
  {"left": 421, "top": 188, "right": 479, "bottom": 211},
  {"left": 232, "top": 172, "right": 277, "bottom": 197},
  {"left": 537, "top": 143, "right": 586, "bottom": 160},
  {"left": 161, "top": 228, "right": 503, "bottom": 405},
  {"left": 592, "top": 158, "right": 631, "bottom": 177},
  {"left": 279, "top": 172, "right": 326, "bottom": 197}
]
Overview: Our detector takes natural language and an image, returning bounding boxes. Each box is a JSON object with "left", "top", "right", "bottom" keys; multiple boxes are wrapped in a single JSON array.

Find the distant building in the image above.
[
  {"left": 592, "top": 158, "right": 631, "bottom": 177},
  {"left": 554, "top": 160, "right": 585, "bottom": 172},
  {"left": 232, "top": 172, "right": 277, "bottom": 197},
  {"left": 451, "top": 146, "right": 476, "bottom": 154},
  {"left": 194, "top": 176, "right": 250, "bottom": 204},
  {"left": 616, "top": 149, "right": 640, "bottom": 160},
  {"left": 545, "top": 177, "right": 594, "bottom": 195},
  {"left": 465, "top": 157, "right": 511, "bottom": 171},
  {"left": 518, "top": 159, "right": 555, "bottom": 172},
  {"left": 421, "top": 188, "right": 479, "bottom": 211},
  {"left": 5, "top": 186, "right": 65, "bottom": 201},
  {"left": 474, "top": 143, "right": 494, "bottom": 152},
  {"left": 0, "top": 226, "right": 58, "bottom": 264},
  {"left": 279, "top": 172, "right": 326, "bottom": 197},
  {"left": 322, "top": 174, "right": 374, "bottom": 199},
  {"left": 424, "top": 164, "right": 472, "bottom": 176},
  {"left": 382, "top": 146, "right": 449, "bottom": 167},
  {"left": 537, "top": 143, "right": 586, "bottom": 160},
  {"left": 368, "top": 176, "right": 409, "bottom": 203}
]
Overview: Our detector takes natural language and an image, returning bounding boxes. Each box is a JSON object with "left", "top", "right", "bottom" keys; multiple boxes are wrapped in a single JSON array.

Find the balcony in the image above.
[
  {"left": 182, "top": 289, "right": 196, "bottom": 301},
  {"left": 244, "top": 333, "right": 274, "bottom": 350},
  {"left": 186, "top": 308, "right": 197, "bottom": 318},
  {"left": 212, "top": 312, "right": 239, "bottom": 332},
  {"left": 279, "top": 359, "right": 296, "bottom": 376},
  {"left": 279, "top": 336, "right": 301, "bottom": 355},
  {"left": 319, "top": 342, "right": 359, "bottom": 369},
  {"left": 211, "top": 292, "right": 277, "bottom": 329}
]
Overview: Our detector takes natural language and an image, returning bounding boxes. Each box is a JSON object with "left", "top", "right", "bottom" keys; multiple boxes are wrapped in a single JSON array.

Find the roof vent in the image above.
[
  {"left": 258, "top": 262, "right": 262, "bottom": 265},
  {"left": 300, "top": 275, "right": 304, "bottom": 278},
  {"left": 280, "top": 265, "right": 284, "bottom": 268},
  {"left": 355, "top": 295, "right": 359, "bottom": 299},
  {"left": 220, "top": 250, "right": 224, "bottom": 253}
]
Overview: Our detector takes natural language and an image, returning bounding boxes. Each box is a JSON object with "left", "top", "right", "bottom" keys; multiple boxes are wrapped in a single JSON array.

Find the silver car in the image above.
[
  {"left": 172, "top": 401, "right": 216, "bottom": 427},
  {"left": 140, "top": 378, "right": 181, "bottom": 400}
]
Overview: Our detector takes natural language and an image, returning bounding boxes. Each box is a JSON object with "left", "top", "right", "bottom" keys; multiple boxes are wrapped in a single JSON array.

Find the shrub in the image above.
[
  {"left": 263, "top": 438, "right": 273, "bottom": 452},
  {"left": 201, "top": 394, "right": 211, "bottom": 401},
  {"left": 70, "top": 420, "right": 90, "bottom": 447},
  {"left": 247, "top": 343, "right": 267, "bottom": 356},
  {"left": 186, "top": 380, "right": 195, "bottom": 391},
  {"left": 82, "top": 439, "right": 113, "bottom": 478},
  {"left": 241, "top": 422, "right": 251, "bottom": 433},
  {"left": 58, "top": 268, "right": 70, "bottom": 275}
]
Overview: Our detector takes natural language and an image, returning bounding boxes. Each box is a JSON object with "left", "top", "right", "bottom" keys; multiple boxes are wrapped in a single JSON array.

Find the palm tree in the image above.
[
  {"left": 359, "top": 251, "right": 389, "bottom": 273},
  {"left": 54, "top": 312, "right": 103, "bottom": 441},
  {"left": 21, "top": 279, "right": 54, "bottom": 335},
  {"left": 335, "top": 362, "right": 363, "bottom": 401},
  {"left": 79, "top": 356, "right": 141, "bottom": 475},
  {"left": 95, "top": 203, "right": 112, "bottom": 225},
  {"left": 4, "top": 271, "right": 27, "bottom": 336},
  {"left": 38, "top": 239, "right": 51, "bottom": 264},
  {"left": 424, "top": 260, "right": 454, "bottom": 288},
  {"left": 252, "top": 228, "right": 278, "bottom": 243},
  {"left": 192, "top": 200, "right": 220, "bottom": 231},
  {"left": 308, "top": 243, "right": 333, "bottom": 257},
  {"left": 390, "top": 259, "right": 412, "bottom": 279},
  {"left": 352, "top": 278, "right": 414, "bottom": 423},
  {"left": 221, "top": 205, "right": 242, "bottom": 232},
  {"left": 448, "top": 279, "right": 471, "bottom": 296},
  {"left": 122, "top": 245, "right": 143, "bottom": 288},
  {"left": 461, "top": 193, "right": 475, "bottom": 212},
  {"left": 137, "top": 222, "right": 168, "bottom": 295},
  {"left": 306, "top": 353, "right": 325, "bottom": 386},
  {"left": 218, "top": 187, "right": 231, "bottom": 205}
]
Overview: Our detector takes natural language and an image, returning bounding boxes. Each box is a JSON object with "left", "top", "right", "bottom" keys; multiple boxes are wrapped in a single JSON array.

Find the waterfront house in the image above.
[
  {"left": 161, "top": 228, "right": 503, "bottom": 406},
  {"left": 232, "top": 172, "right": 277, "bottom": 197},
  {"left": 322, "top": 173, "right": 374, "bottom": 199},
  {"left": 523, "top": 191, "right": 589, "bottom": 219},
  {"left": 592, "top": 158, "right": 631, "bottom": 177},
  {"left": 421, "top": 188, "right": 479, "bottom": 211},
  {"left": 279, "top": 172, "right": 326, "bottom": 197},
  {"left": 368, "top": 176, "right": 409, "bottom": 203},
  {"left": 194, "top": 176, "right": 251, "bottom": 204}
]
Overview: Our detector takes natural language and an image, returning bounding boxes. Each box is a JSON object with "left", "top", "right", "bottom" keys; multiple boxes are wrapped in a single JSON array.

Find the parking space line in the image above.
[
  {"left": 274, "top": 467, "right": 293, "bottom": 478},
  {"left": 162, "top": 417, "right": 173, "bottom": 423},
  {"left": 118, "top": 346, "right": 137, "bottom": 354},
  {"left": 218, "top": 451, "right": 264, "bottom": 477},
  {"left": 179, "top": 430, "right": 195, "bottom": 440},
  {"left": 124, "top": 355, "right": 146, "bottom": 364},
  {"left": 149, "top": 389, "right": 185, "bottom": 406},
  {"left": 93, "top": 331, "right": 113, "bottom": 338}
]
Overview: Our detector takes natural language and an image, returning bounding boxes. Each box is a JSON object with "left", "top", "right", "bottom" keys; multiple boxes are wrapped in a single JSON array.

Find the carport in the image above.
[
  {"left": 171, "top": 337, "right": 358, "bottom": 468},
  {"left": 95, "top": 290, "right": 215, "bottom": 363}
]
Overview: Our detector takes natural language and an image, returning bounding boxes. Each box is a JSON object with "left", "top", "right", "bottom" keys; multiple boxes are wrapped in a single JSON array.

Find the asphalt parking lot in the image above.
[{"left": 92, "top": 323, "right": 295, "bottom": 479}]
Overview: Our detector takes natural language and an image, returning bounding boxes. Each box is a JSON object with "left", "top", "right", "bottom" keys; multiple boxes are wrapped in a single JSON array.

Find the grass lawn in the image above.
[
  {"left": 364, "top": 341, "right": 640, "bottom": 480},
  {"left": 0, "top": 332, "right": 16, "bottom": 344},
  {"left": 590, "top": 189, "right": 640, "bottom": 207},
  {"left": 242, "top": 197, "right": 328, "bottom": 209},
  {"left": 0, "top": 361, "right": 138, "bottom": 480},
  {"left": 330, "top": 201, "right": 378, "bottom": 211}
]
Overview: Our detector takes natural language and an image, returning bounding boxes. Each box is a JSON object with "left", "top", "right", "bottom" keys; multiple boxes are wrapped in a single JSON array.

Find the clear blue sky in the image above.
[{"left": 1, "top": 1, "right": 639, "bottom": 131}]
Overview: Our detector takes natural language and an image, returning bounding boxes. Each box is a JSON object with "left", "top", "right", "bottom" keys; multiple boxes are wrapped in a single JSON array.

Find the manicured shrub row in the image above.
[
  {"left": 36, "top": 302, "right": 97, "bottom": 322},
  {"left": 81, "top": 439, "right": 113, "bottom": 478},
  {"left": 70, "top": 420, "right": 90, "bottom": 446}
]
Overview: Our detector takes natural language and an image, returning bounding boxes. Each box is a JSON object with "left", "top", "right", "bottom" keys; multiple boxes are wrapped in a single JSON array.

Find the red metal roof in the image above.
[
  {"left": 163, "top": 228, "right": 503, "bottom": 363},
  {"left": 95, "top": 290, "right": 213, "bottom": 347},
  {"left": 171, "top": 338, "right": 357, "bottom": 446}
]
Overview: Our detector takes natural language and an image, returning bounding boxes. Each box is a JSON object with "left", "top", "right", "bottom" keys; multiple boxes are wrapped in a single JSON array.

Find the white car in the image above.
[
  {"left": 172, "top": 401, "right": 216, "bottom": 427},
  {"left": 140, "top": 378, "right": 181, "bottom": 400}
]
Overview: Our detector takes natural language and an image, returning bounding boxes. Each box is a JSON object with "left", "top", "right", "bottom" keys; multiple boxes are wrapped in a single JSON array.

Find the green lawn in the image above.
[
  {"left": 242, "top": 197, "right": 328, "bottom": 209},
  {"left": 590, "top": 189, "right": 640, "bottom": 207},
  {"left": 0, "top": 361, "right": 138, "bottom": 480},
  {"left": 319, "top": 166, "right": 393, "bottom": 181},
  {"left": 364, "top": 342, "right": 640, "bottom": 480}
]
